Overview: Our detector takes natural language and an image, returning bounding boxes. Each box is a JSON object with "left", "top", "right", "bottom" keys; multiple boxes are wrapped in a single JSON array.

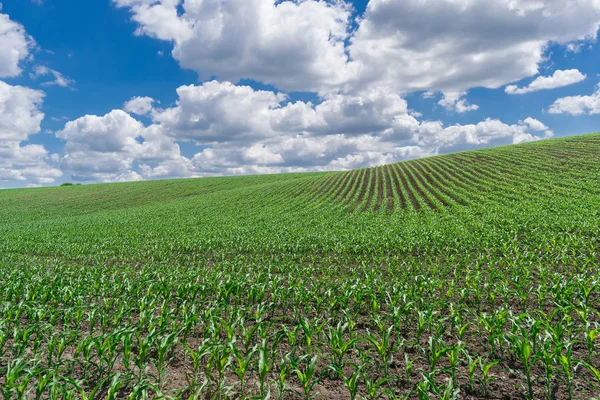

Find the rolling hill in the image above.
[{"left": 1, "top": 133, "right": 599, "bottom": 399}]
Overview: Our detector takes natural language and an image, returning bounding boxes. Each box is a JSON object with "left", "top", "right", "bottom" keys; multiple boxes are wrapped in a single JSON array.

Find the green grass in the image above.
[{"left": 1, "top": 133, "right": 600, "bottom": 399}]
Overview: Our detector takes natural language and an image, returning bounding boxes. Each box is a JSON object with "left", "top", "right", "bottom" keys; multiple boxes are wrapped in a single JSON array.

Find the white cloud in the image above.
[
  {"left": 0, "top": 81, "right": 45, "bottom": 142},
  {"left": 417, "top": 117, "right": 551, "bottom": 155},
  {"left": 146, "top": 81, "right": 421, "bottom": 152},
  {"left": 56, "top": 81, "right": 554, "bottom": 182},
  {"left": 113, "top": 0, "right": 356, "bottom": 93},
  {"left": 349, "top": 0, "right": 600, "bottom": 94},
  {"left": 57, "top": 110, "right": 181, "bottom": 182},
  {"left": 0, "top": 80, "right": 62, "bottom": 185},
  {"left": 548, "top": 85, "right": 600, "bottom": 115},
  {"left": 124, "top": 96, "right": 156, "bottom": 115},
  {"left": 0, "top": 11, "right": 33, "bottom": 78},
  {"left": 521, "top": 117, "right": 554, "bottom": 138},
  {"left": 521, "top": 117, "right": 548, "bottom": 131},
  {"left": 152, "top": 81, "right": 287, "bottom": 143},
  {"left": 438, "top": 92, "right": 479, "bottom": 113},
  {"left": 116, "top": 1, "right": 600, "bottom": 96},
  {"left": 505, "top": 69, "right": 586, "bottom": 94},
  {"left": 29, "top": 65, "right": 75, "bottom": 88}
]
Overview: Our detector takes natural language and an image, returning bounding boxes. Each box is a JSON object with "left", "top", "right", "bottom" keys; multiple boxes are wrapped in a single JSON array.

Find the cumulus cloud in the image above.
[
  {"left": 0, "top": 11, "right": 33, "bottom": 78},
  {"left": 150, "top": 81, "right": 420, "bottom": 146},
  {"left": 29, "top": 65, "right": 75, "bottom": 88},
  {"left": 348, "top": 0, "right": 600, "bottom": 94},
  {"left": 438, "top": 92, "right": 480, "bottom": 113},
  {"left": 505, "top": 69, "right": 586, "bottom": 94},
  {"left": 56, "top": 81, "right": 553, "bottom": 182},
  {"left": 113, "top": 0, "right": 356, "bottom": 93},
  {"left": 116, "top": 1, "right": 600, "bottom": 96},
  {"left": 0, "top": 81, "right": 62, "bottom": 184},
  {"left": 417, "top": 118, "right": 548, "bottom": 154},
  {"left": 124, "top": 96, "right": 156, "bottom": 115},
  {"left": 152, "top": 81, "right": 287, "bottom": 143},
  {"left": 57, "top": 110, "right": 181, "bottom": 182},
  {"left": 548, "top": 85, "right": 600, "bottom": 115}
]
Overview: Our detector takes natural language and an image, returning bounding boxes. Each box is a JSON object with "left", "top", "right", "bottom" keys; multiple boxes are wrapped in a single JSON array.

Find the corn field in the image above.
[{"left": 1, "top": 133, "right": 600, "bottom": 399}]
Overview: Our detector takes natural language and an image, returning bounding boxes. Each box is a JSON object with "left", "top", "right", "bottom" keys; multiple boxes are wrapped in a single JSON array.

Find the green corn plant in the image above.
[
  {"left": 423, "top": 336, "right": 452, "bottom": 373},
  {"left": 274, "top": 355, "right": 292, "bottom": 400},
  {"left": 421, "top": 371, "right": 460, "bottom": 400},
  {"left": 185, "top": 340, "right": 212, "bottom": 390},
  {"left": 121, "top": 329, "right": 134, "bottom": 371},
  {"left": 204, "top": 343, "right": 233, "bottom": 397},
  {"left": 294, "top": 355, "right": 321, "bottom": 400},
  {"left": 403, "top": 352, "right": 415, "bottom": 384},
  {"left": 155, "top": 329, "right": 182, "bottom": 389},
  {"left": 578, "top": 308, "right": 600, "bottom": 363},
  {"left": 363, "top": 373, "right": 390, "bottom": 400},
  {"left": 324, "top": 321, "right": 358, "bottom": 375},
  {"left": 537, "top": 337, "right": 555, "bottom": 400},
  {"left": 329, "top": 364, "right": 361, "bottom": 400},
  {"left": 477, "top": 359, "right": 499, "bottom": 397},
  {"left": 257, "top": 339, "right": 271, "bottom": 398},
  {"left": 446, "top": 343, "right": 461, "bottom": 384},
  {"left": 506, "top": 318, "right": 538, "bottom": 399},
  {"left": 107, "top": 373, "right": 130, "bottom": 400},
  {"left": 365, "top": 325, "right": 394, "bottom": 378},
  {"left": 1, "top": 358, "right": 31, "bottom": 398},
  {"left": 281, "top": 324, "right": 301, "bottom": 354},
  {"left": 135, "top": 328, "right": 158, "bottom": 380},
  {"left": 479, "top": 309, "right": 508, "bottom": 358},
  {"left": 556, "top": 342, "right": 577, "bottom": 400},
  {"left": 579, "top": 361, "right": 600, "bottom": 392},
  {"left": 127, "top": 378, "right": 154, "bottom": 400},
  {"left": 232, "top": 344, "right": 256, "bottom": 397},
  {"left": 35, "top": 370, "right": 53, "bottom": 399},
  {"left": 464, "top": 351, "right": 481, "bottom": 394}
]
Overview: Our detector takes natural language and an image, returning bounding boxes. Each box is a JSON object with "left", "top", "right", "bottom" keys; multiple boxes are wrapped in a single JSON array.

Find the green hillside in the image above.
[{"left": 1, "top": 133, "right": 600, "bottom": 399}]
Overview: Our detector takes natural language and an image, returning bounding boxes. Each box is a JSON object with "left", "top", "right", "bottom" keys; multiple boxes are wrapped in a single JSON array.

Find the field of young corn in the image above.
[{"left": 1, "top": 133, "right": 600, "bottom": 399}]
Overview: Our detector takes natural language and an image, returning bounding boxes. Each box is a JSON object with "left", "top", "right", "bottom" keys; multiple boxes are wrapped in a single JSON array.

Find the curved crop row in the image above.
[{"left": 308, "top": 134, "right": 600, "bottom": 213}]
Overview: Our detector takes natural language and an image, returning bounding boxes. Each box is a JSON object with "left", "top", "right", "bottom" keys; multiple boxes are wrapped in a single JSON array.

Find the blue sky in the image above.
[{"left": 0, "top": 0, "right": 599, "bottom": 187}]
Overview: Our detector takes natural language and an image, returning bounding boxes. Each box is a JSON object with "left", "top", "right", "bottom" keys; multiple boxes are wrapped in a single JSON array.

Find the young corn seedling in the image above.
[
  {"left": 363, "top": 372, "right": 390, "bottom": 400},
  {"left": 463, "top": 351, "right": 481, "bottom": 394},
  {"left": 366, "top": 325, "right": 394, "bottom": 378},
  {"left": 423, "top": 336, "right": 452, "bottom": 373},
  {"left": 579, "top": 361, "right": 600, "bottom": 393},
  {"left": 479, "top": 309, "right": 508, "bottom": 358},
  {"left": 154, "top": 329, "right": 181, "bottom": 389},
  {"left": 329, "top": 363, "right": 361, "bottom": 400},
  {"left": 507, "top": 318, "right": 538, "bottom": 399},
  {"left": 294, "top": 355, "right": 321, "bottom": 400},
  {"left": 184, "top": 340, "right": 212, "bottom": 391},
  {"left": 556, "top": 342, "right": 577, "bottom": 400},
  {"left": 106, "top": 372, "right": 131, "bottom": 400},
  {"left": 274, "top": 354, "right": 293, "bottom": 400},
  {"left": 446, "top": 343, "right": 461, "bottom": 385},
  {"left": 403, "top": 353, "right": 415, "bottom": 384},
  {"left": 257, "top": 339, "right": 271, "bottom": 398},
  {"left": 578, "top": 307, "right": 599, "bottom": 362},
  {"left": 232, "top": 344, "right": 256, "bottom": 397},
  {"left": 281, "top": 324, "right": 301, "bottom": 355},
  {"left": 477, "top": 359, "right": 499, "bottom": 397},
  {"left": 135, "top": 329, "right": 158, "bottom": 380},
  {"left": 421, "top": 371, "right": 460, "bottom": 400},
  {"left": 537, "top": 337, "right": 556, "bottom": 400},
  {"left": 204, "top": 343, "right": 233, "bottom": 398},
  {"left": 325, "top": 321, "right": 358, "bottom": 377}
]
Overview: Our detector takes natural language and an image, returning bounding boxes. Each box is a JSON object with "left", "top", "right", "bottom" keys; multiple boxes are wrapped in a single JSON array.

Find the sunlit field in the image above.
[{"left": 1, "top": 133, "right": 600, "bottom": 399}]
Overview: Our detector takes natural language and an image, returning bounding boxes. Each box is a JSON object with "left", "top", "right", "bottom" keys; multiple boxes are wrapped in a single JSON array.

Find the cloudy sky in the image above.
[{"left": 1, "top": 0, "right": 599, "bottom": 187}]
